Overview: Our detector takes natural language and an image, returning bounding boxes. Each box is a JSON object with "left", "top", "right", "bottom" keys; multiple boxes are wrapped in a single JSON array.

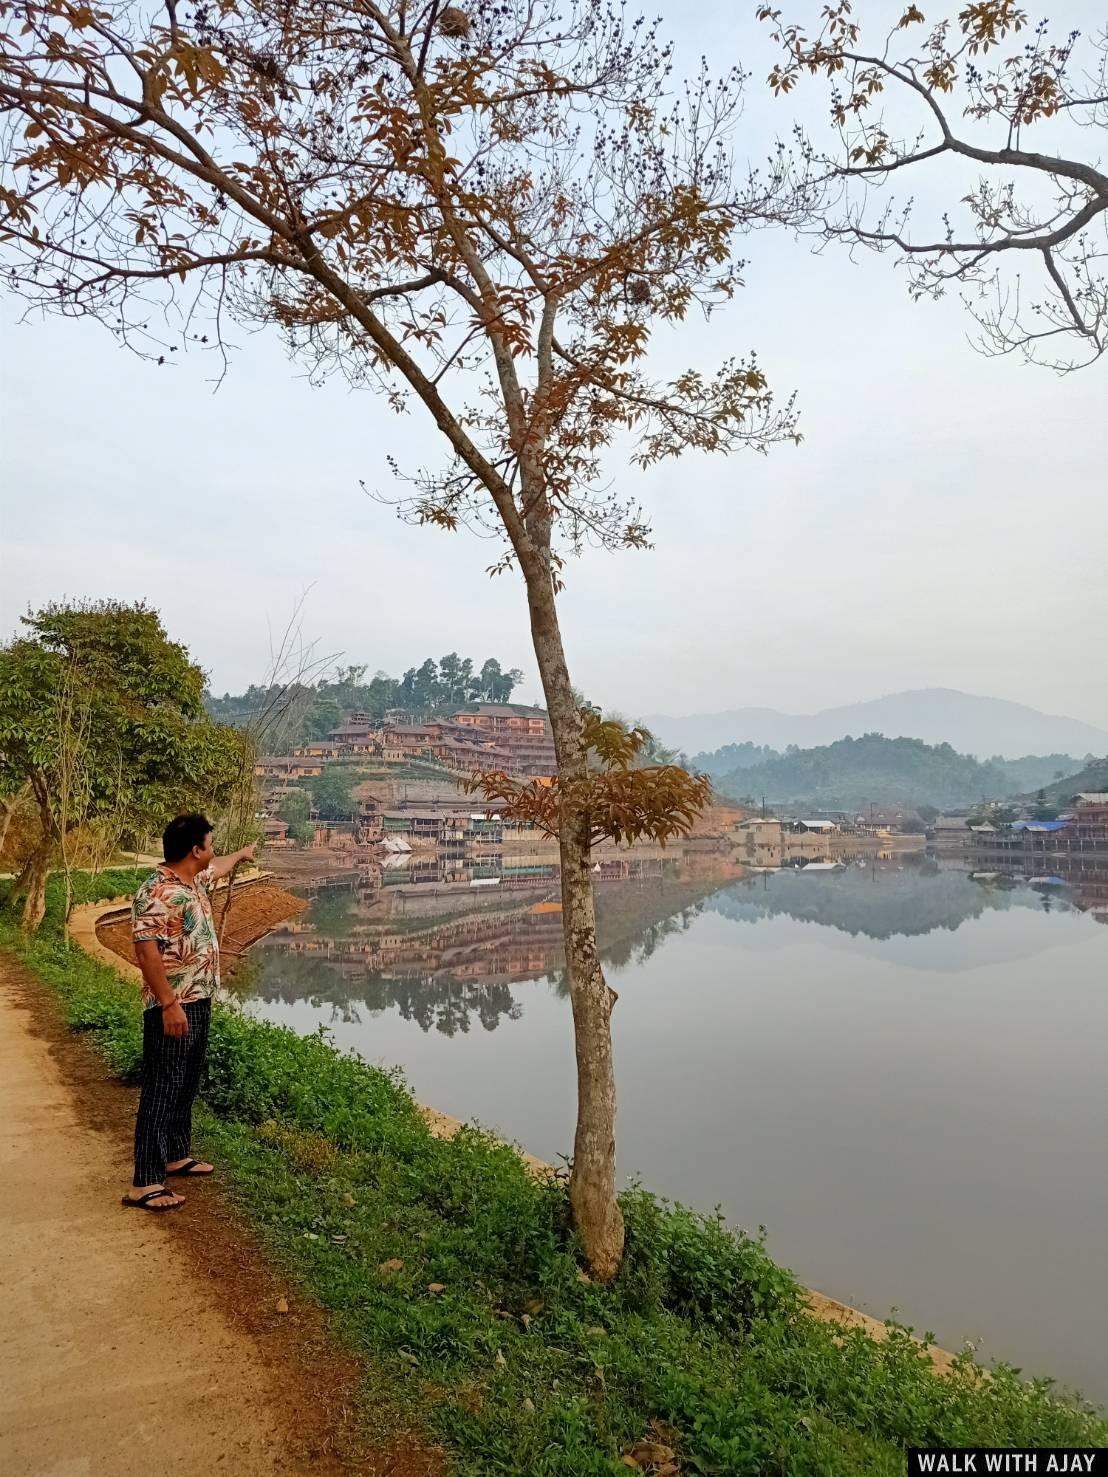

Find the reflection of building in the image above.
[
  {"left": 256, "top": 855, "right": 744, "bottom": 1004},
  {"left": 1069, "top": 871, "right": 1108, "bottom": 922},
  {"left": 735, "top": 817, "right": 923, "bottom": 868}
]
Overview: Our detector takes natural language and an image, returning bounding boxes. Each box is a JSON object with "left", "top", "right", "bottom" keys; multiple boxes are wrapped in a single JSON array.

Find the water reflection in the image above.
[
  {"left": 245, "top": 852, "right": 1108, "bottom": 1399},
  {"left": 252, "top": 853, "right": 1108, "bottom": 1031},
  {"left": 709, "top": 858, "right": 1095, "bottom": 940},
  {"left": 249, "top": 851, "right": 741, "bottom": 1032}
]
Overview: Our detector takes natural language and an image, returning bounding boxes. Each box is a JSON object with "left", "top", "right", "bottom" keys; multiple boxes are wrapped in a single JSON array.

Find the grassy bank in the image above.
[{"left": 2, "top": 875, "right": 1104, "bottom": 1474}]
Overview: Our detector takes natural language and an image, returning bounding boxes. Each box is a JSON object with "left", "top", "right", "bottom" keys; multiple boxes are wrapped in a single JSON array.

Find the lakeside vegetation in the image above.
[
  {"left": 696, "top": 734, "right": 1089, "bottom": 814},
  {"left": 2, "top": 873, "right": 1103, "bottom": 1474},
  {"left": 0, "top": 602, "right": 247, "bottom": 931}
]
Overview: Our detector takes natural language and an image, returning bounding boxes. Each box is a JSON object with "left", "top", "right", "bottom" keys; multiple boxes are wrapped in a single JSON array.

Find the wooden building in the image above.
[{"left": 254, "top": 756, "right": 324, "bottom": 781}]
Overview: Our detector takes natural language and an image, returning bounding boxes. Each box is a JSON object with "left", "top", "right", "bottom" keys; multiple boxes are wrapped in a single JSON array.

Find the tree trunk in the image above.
[
  {"left": 19, "top": 835, "right": 54, "bottom": 933},
  {"left": 557, "top": 806, "right": 625, "bottom": 1280},
  {"left": 217, "top": 858, "right": 246, "bottom": 946},
  {"left": 522, "top": 561, "right": 625, "bottom": 1280},
  {"left": 8, "top": 854, "right": 33, "bottom": 903},
  {"left": 0, "top": 783, "right": 29, "bottom": 861}
]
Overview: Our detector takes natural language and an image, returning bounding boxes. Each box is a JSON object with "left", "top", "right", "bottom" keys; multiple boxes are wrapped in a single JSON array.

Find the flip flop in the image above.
[
  {"left": 121, "top": 1188, "right": 184, "bottom": 1211},
  {"left": 165, "top": 1159, "right": 213, "bottom": 1177}
]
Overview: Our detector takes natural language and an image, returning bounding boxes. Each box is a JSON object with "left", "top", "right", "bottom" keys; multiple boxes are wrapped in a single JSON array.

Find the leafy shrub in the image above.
[{"left": 618, "top": 1187, "right": 799, "bottom": 1332}]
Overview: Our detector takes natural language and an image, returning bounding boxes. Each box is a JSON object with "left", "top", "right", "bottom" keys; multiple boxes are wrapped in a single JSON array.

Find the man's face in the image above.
[{"left": 194, "top": 831, "right": 216, "bottom": 868}]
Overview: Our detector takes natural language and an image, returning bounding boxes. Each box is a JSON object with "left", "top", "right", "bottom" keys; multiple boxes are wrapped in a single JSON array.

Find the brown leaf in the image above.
[
  {"left": 493, "top": 1349, "right": 507, "bottom": 1369},
  {"left": 378, "top": 1257, "right": 405, "bottom": 1274},
  {"left": 275, "top": 1296, "right": 289, "bottom": 1315},
  {"left": 627, "top": 1441, "right": 676, "bottom": 1465},
  {"left": 427, "top": 1282, "right": 446, "bottom": 1295},
  {"left": 649, "top": 1420, "right": 681, "bottom": 1446}
]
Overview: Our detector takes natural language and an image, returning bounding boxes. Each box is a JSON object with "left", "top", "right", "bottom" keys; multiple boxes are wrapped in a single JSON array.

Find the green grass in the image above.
[{"left": 2, "top": 875, "right": 1104, "bottom": 1474}]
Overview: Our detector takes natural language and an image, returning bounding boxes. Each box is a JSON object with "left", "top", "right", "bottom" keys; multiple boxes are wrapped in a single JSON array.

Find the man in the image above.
[{"left": 122, "top": 814, "right": 255, "bottom": 1211}]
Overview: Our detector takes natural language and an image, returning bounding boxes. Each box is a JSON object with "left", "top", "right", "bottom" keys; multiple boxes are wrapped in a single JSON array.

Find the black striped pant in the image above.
[{"left": 133, "top": 998, "right": 211, "bottom": 1187}]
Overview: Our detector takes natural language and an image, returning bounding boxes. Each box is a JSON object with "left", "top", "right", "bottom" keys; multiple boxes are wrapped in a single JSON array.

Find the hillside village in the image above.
[
  {"left": 255, "top": 701, "right": 755, "bottom": 859},
  {"left": 255, "top": 702, "right": 559, "bottom": 850},
  {"left": 252, "top": 700, "right": 923, "bottom": 861},
  {"left": 259, "top": 702, "right": 555, "bottom": 783},
  {"left": 252, "top": 701, "right": 1108, "bottom": 871}
]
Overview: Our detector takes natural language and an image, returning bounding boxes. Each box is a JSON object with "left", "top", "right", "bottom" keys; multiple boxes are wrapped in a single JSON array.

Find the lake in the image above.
[{"left": 245, "top": 853, "right": 1108, "bottom": 1403}]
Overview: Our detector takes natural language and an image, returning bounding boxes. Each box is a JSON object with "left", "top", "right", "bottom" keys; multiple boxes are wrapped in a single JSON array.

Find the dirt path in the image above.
[{"left": 0, "top": 952, "right": 436, "bottom": 1477}]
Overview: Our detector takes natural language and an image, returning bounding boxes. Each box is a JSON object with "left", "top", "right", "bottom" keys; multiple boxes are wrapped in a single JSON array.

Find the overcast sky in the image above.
[{"left": 3, "top": 2, "right": 1106, "bottom": 726}]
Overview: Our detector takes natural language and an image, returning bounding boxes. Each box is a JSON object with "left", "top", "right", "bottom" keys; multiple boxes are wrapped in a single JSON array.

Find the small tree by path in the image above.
[
  {"left": 0, "top": 1, "right": 809, "bottom": 1275},
  {"left": 760, "top": 1, "right": 1108, "bottom": 371}
]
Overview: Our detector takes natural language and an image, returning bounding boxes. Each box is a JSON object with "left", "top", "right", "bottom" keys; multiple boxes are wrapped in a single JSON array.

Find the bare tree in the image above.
[
  {"left": 0, "top": 0, "right": 807, "bottom": 1275},
  {"left": 214, "top": 594, "right": 336, "bottom": 944},
  {"left": 760, "top": 1, "right": 1108, "bottom": 370},
  {"left": 54, "top": 655, "right": 101, "bottom": 924}
]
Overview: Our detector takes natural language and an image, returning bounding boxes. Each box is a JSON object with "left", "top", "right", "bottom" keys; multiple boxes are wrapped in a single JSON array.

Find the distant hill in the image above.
[
  {"left": 645, "top": 688, "right": 1108, "bottom": 761},
  {"left": 1031, "top": 758, "right": 1108, "bottom": 806},
  {"left": 695, "top": 741, "right": 1082, "bottom": 798},
  {"left": 706, "top": 733, "right": 1082, "bottom": 814}
]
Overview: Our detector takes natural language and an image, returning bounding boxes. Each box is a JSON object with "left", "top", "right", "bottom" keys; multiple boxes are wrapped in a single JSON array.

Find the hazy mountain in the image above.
[
  {"left": 703, "top": 734, "right": 1070, "bottom": 813},
  {"left": 644, "top": 689, "right": 1108, "bottom": 761},
  {"left": 694, "top": 738, "right": 1083, "bottom": 802}
]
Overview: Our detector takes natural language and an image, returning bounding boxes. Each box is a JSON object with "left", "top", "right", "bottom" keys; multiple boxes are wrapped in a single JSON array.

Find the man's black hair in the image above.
[{"left": 163, "top": 813, "right": 214, "bottom": 864}]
